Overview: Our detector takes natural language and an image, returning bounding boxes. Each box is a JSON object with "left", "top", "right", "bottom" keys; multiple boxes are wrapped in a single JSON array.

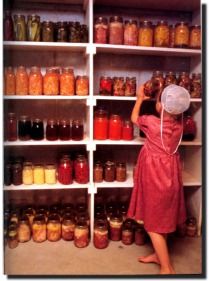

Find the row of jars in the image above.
[
  {"left": 94, "top": 17, "right": 201, "bottom": 49},
  {"left": 94, "top": 161, "right": 127, "bottom": 183},
  {"left": 144, "top": 70, "right": 201, "bottom": 98},
  {"left": 94, "top": 110, "right": 133, "bottom": 141},
  {"left": 4, "top": 11, "right": 88, "bottom": 42},
  {"left": 4, "top": 66, "right": 89, "bottom": 96},
  {"left": 99, "top": 76, "right": 136, "bottom": 96},
  {"left": 4, "top": 154, "right": 89, "bottom": 186},
  {"left": 6, "top": 113, "right": 84, "bottom": 142}
]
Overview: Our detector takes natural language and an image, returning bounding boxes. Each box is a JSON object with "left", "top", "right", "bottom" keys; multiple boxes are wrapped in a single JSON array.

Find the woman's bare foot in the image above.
[
  {"left": 160, "top": 266, "right": 176, "bottom": 274},
  {"left": 138, "top": 253, "right": 160, "bottom": 264}
]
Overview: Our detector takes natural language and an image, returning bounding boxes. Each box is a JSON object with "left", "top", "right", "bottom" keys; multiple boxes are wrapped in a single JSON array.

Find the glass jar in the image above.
[
  {"left": 122, "top": 225, "right": 133, "bottom": 245},
  {"left": 94, "top": 220, "right": 109, "bottom": 249},
  {"left": 116, "top": 162, "right": 127, "bottom": 182},
  {"left": 80, "top": 24, "right": 88, "bottom": 43},
  {"left": 138, "top": 21, "right": 153, "bottom": 47},
  {"left": 29, "top": 66, "right": 42, "bottom": 95},
  {"left": 4, "top": 163, "right": 12, "bottom": 186},
  {"left": 104, "top": 161, "right": 115, "bottom": 182},
  {"left": 74, "top": 220, "right": 89, "bottom": 248},
  {"left": 13, "top": 14, "right": 26, "bottom": 41},
  {"left": 45, "top": 164, "right": 57, "bottom": 184},
  {"left": 93, "top": 161, "right": 103, "bottom": 183},
  {"left": 12, "top": 163, "right": 23, "bottom": 185},
  {"left": 18, "top": 215, "right": 31, "bottom": 242},
  {"left": 27, "top": 15, "right": 41, "bottom": 41},
  {"left": 33, "top": 164, "right": 45, "bottom": 184},
  {"left": 6, "top": 112, "right": 17, "bottom": 141},
  {"left": 190, "top": 73, "right": 201, "bottom": 98},
  {"left": 186, "top": 217, "right": 197, "bottom": 237},
  {"left": 5, "top": 67, "right": 16, "bottom": 95},
  {"left": 56, "top": 21, "right": 68, "bottom": 42},
  {"left": 183, "top": 116, "right": 197, "bottom": 141},
  {"left": 120, "top": 205, "right": 128, "bottom": 221},
  {"left": 18, "top": 115, "right": 31, "bottom": 141},
  {"left": 151, "top": 70, "right": 165, "bottom": 96},
  {"left": 59, "top": 119, "right": 71, "bottom": 140},
  {"left": 135, "top": 224, "right": 146, "bottom": 245},
  {"left": 94, "top": 17, "right": 108, "bottom": 44},
  {"left": 16, "top": 66, "right": 28, "bottom": 95},
  {"left": 74, "top": 155, "right": 89, "bottom": 184},
  {"left": 10, "top": 210, "right": 19, "bottom": 224},
  {"left": 94, "top": 109, "right": 108, "bottom": 140},
  {"left": 124, "top": 20, "right": 138, "bottom": 46},
  {"left": 99, "top": 76, "right": 112, "bottom": 96},
  {"left": 189, "top": 25, "right": 201, "bottom": 49},
  {"left": 23, "top": 206, "right": 35, "bottom": 226},
  {"left": 58, "top": 157, "right": 73, "bottom": 185},
  {"left": 154, "top": 21, "right": 169, "bottom": 47},
  {"left": 22, "top": 162, "right": 33, "bottom": 185},
  {"left": 106, "top": 202, "right": 116, "bottom": 222},
  {"left": 60, "top": 67, "right": 75, "bottom": 96},
  {"left": 122, "top": 120, "right": 134, "bottom": 141},
  {"left": 46, "top": 119, "right": 58, "bottom": 141},
  {"left": 169, "top": 25, "right": 175, "bottom": 48},
  {"left": 47, "top": 214, "right": 61, "bottom": 242},
  {"left": 8, "top": 224, "right": 19, "bottom": 249},
  {"left": 31, "top": 119, "right": 44, "bottom": 140},
  {"left": 4, "top": 10, "right": 14, "bottom": 41},
  {"left": 109, "top": 114, "right": 122, "bottom": 140},
  {"left": 76, "top": 75, "right": 89, "bottom": 96},
  {"left": 71, "top": 120, "right": 84, "bottom": 141},
  {"left": 62, "top": 214, "right": 76, "bottom": 241},
  {"left": 109, "top": 16, "right": 124, "bottom": 45},
  {"left": 113, "top": 77, "right": 125, "bottom": 96},
  {"left": 125, "top": 77, "right": 136, "bottom": 97},
  {"left": 109, "top": 214, "right": 123, "bottom": 241},
  {"left": 174, "top": 22, "right": 190, "bottom": 48},
  {"left": 42, "top": 21, "right": 54, "bottom": 42},
  {"left": 43, "top": 67, "right": 59, "bottom": 95},
  {"left": 178, "top": 72, "right": 191, "bottom": 92},
  {"left": 164, "top": 71, "right": 177, "bottom": 87},
  {"left": 69, "top": 22, "right": 81, "bottom": 43},
  {"left": 32, "top": 214, "right": 46, "bottom": 242}
]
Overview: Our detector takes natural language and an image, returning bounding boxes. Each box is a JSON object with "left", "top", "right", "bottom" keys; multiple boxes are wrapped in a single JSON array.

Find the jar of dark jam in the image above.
[
  {"left": 93, "top": 161, "right": 103, "bottom": 183},
  {"left": 58, "top": 157, "right": 73, "bottom": 185},
  {"left": 104, "top": 161, "right": 115, "bottom": 182},
  {"left": 12, "top": 163, "right": 23, "bottom": 185},
  {"left": 6, "top": 113, "right": 17, "bottom": 141},
  {"left": 165, "top": 71, "right": 177, "bottom": 87},
  {"left": 100, "top": 76, "right": 112, "bottom": 96},
  {"left": 74, "top": 220, "right": 89, "bottom": 248},
  {"left": 18, "top": 115, "right": 31, "bottom": 141},
  {"left": 190, "top": 73, "right": 201, "bottom": 98},
  {"left": 135, "top": 224, "right": 146, "bottom": 245},
  {"left": 80, "top": 24, "right": 88, "bottom": 43},
  {"left": 56, "top": 21, "right": 68, "bottom": 42},
  {"left": 4, "top": 163, "right": 12, "bottom": 186},
  {"left": 46, "top": 119, "right": 59, "bottom": 141},
  {"left": 183, "top": 116, "right": 197, "bottom": 141},
  {"left": 71, "top": 120, "right": 84, "bottom": 141},
  {"left": 74, "top": 155, "right": 89, "bottom": 184},
  {"left": 69, "top": 22, "right": 81, "bottom": 42},
  {"left": 116, "top": 162, "right": 127, "bottom": 182},
  {"left": 94, "top": 220, "right": 109, "bottom": 249},
  {"left": 59, "top": 119, "right": 71, "bottom": 140},
  {"left": 76, "top": 203, "right": 87, "bottom": 215},
  {"left": 106, "top": 202, "right": 116, "bottom": 222},
  {"left": 122, "top": 224, "right": 133, "bottom": 245},
  {"left": 42, "top": 21, "right": 54, "bottom": 42},
  {"left": 109, "top": 214, "right": 123, "bottom": 241},
  {"left": 178, "top": 72, "right": 191, "bottom": 92},
  {"left": 125, "top": 77, "right": 136, "bottom": 96},
  {"left": 4, "top": 10, "right": 14, "bottom": 41},
  {"left": 62, "top": 214, "right": 76, "bottom": 241},
  {"left": 94, "top": 17, "right": 108, "bottom": 44},
  {"left": 31, "top": 119, "right": 44, "bottom": 140}
]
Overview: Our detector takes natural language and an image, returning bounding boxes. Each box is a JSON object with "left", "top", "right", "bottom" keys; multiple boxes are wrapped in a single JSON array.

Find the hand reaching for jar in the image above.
[{"left": 137, "top": 84, "right": 151, "bottom": 101}]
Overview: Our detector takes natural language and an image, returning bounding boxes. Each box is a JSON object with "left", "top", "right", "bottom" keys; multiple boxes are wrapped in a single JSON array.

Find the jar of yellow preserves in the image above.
[
  {"left": 138, "top": 21, "right": 153, "bottom": 47},
  {"left": 33, "top": 164, "right": 45, "bottom": 184},
  {"left": 174, "top": 22, "right": 190, "bottom": 48},
  {"left": 44, "top": 164, "right": 57, "bottom": 184},
  {"left": 22, "top": 162, "right": 33, "bottom": 185}
]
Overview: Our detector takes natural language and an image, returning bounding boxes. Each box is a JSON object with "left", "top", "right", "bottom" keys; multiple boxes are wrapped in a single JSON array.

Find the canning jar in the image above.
[
  {"left": 99, "top": 76, "right": 112, "bottom": 96},
  {"left": 58, "top": 157, "right": 73, "bottom": 185},
  {"left": 28, "top": 66, "right": 43, "bottom": 95},
  {"left": 10, "top": 210, "right": 19, "bottom": 224},
  {"left": 186, "top": 217, "right": 197, "bottom": 237},
  {"left": 190, "top": 73, "right": 201, "bottom": 98},
  {"left": 109, "top": 214, "right": 123, "bottom": 241},
  {"left": 32, "top": 214, "right": 46, "bottom": 242},
  {"left": 154, "top": 21, "right": 169, "bottom": 47},
  {"left": 18, "top": 115, "right": 31, "bottom": 141},
  {"left": 59, "top": 119, "right": 71, "bottom": 140},
  {"left": 62, "top": 214, "right": 76, "bottom": 241},
  {"left": 56, "top": 21, "right": 68, "bottom": 42},
  {"left": 4, "top": 10, "right": 13, "bottom": 41},
  {"left": 183, "top": 116, "right": 197, "bottom": 141},
  {"left": 164, "top": 71, "right": 177, "bottom": 87},
  {"left": 16, "top": 66, "right": 28, "bottom": 95},
  {"left": 42, "top": 21, "right": 54, "bottom": 42},
  {"left": 27, "top": 15, "right": 41, "bottom": 41},
  {"left": 109, "top": 114, "right": 122, "bottom": 140},
  {"left": 33, "top": 164, "right": 45, "bottom": 184},
  {"left": 169, "top": 25, "right": 175, "bottom": 48},
  {"left": 94, "top": 109, "right": 108, "bottom": 140},
  {"left": 120, "top": 204, "right": 128, "bottom": 221},
  {"left": 12, "top": 163, "right": 23, "bottom": 185},
  {"left": 22, "top": 162, "right": 33, "bottom": 185},
  {"left": 4, "top": 163, "right": 12, "bottom": 186},
  {"left": 124, "top": 20, "right": 138, "bottom": 46},
  {"left": 151, "top": 70, "right": 165, "bottom": 96},
  {"left": 174, "top": 22, "right": 190, "bottom": 48},
  {"left": 23, "top": 206, "right": 35, "bottom": 226},
  {"left": 5, "top": 67, "right": 15, "bottom": 95},
  {"left": 104, "top": 161, "right": 115, "bottom": 182},
  {"left": 135, "top": 224, "right": 146, "bottom": 245},
  {"left": 122, "top": 120, "right": 133, "bottom": 141},
  {"left": 60, "top": 67, "right": 75, "bottom": 96},
  {"left": 74, "top": 220, "right": 89, "bottom": 248},
  {"left": 189, "top": 25, "right": 201, "bottom": 49},
  {"left": 76, "top": 75, "right": 89, "bottom": 96},
  {"left": 109, "top": 16, "right": 124, "bottom": 45},
  {"left": 43, "top": 67, "right": 59, "bottom": 95},
  {"left": 46, "top": 119, "right": 58, "bottom": 141},
  {"left": 13, "top": 14, "right": 26, "bottom": 41},
  {"left": 122, "top": 225, "right": 133, "bottom": 245},
  {"left": 113, "top": 77, "right": 125, "bottom": 96},
  {"left": 116, "top": 162, "right": 127, "bottom": 182},
  {"left": 6, "top": 112, "right": 17, "bottom": 141},
  {"left": 93, "top": 161, "right": 103, "bottom": 183},
  {"left": 69, "top": 22, "right": 81, "bottom": 43},
  {"left": 138, "top": 21, "right": 153, "bottom": 47},
  {"left": 94, "top": 17, "right": 108, "bottom": 44},
  {"left": 94, "top": 220, "right": 109, "bottom": 249},
  {"left": 80, "top": 24, "right": 88, "bottom": 43},
  {"left": 125, "top": 77, "right": 136, "bottom": 96},
  {"left": 71, "top": 120, "right": 84, "bottom": 141},
  {"left": 8, "top": 224, "right": 19, "bottom": 249},
  {"left": 18, "top": 215, "right": 31, "bottom": 242},
  {"left": 47, "top": 214, "right": 61, "bottom": 242},
  {"left": 31, "top": 119, "right": 44, "bottom": 140},
  {"left": 178, "top": 72, "right": 191, "bottom": 92},
  {"left": 74, "top": 155, "right": 89, "bottom": 184},
  {"left": 45, "top": 164, "right": 57, "bottom": 184}
]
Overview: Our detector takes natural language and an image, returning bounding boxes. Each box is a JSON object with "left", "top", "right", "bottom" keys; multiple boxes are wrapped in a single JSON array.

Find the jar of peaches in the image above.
[
  {"left": 43, "top": 67, "right": 59, "bottom": 95},
  {"left": 47, "top": 214, "right": 61, "bottom": 242},
  {"left": 32, "top": 214, "right": 47, "bottom": 242},
  {"left": 60, "top": 67, "right": 75, "bottom": 95},
  {"left": 94, "top": 17, "right": 108, "bottom": 44},
  {"left": 76, "top": 75, "right": 89, "bottom": 95},
  {"left": 18, "top": 215, "right": 31, "bottom": 242},
  {"left": 138, "top": 21, "right": 153, "bottom": 47},
  {"left": 154, "top": 21, "right": 169, "bottom": 47},
  {"left": 109, "top": 16, "right": 124, "bottom": 45},
  {"left": 174, "top": 22, "right": 190, "bottom": 48},
  {"left": 74, "top": 220, "right": 89, "bottom": 248},
  {"left": 124, "top": 20, "right": 138, "bottom": 46},
  {"left": 29, "top": 66, "right": 43, "bottom": 95},
  {"left": 189, "top": 25, "right": 201, "bottom": 49},
  {"left": 5, "top": 66, "right": 15, "bottom": 95},
  {"left": 16, "top": 66, "right": 28, "bottom": 95},
  {"left": 62, "top": 214, "right": 76, "bottom": 241}
]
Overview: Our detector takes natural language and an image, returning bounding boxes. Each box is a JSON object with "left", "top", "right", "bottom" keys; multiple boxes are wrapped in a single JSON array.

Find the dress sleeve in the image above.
[{"left": 136, "top": 115, "right": 150, "bottom": 134}]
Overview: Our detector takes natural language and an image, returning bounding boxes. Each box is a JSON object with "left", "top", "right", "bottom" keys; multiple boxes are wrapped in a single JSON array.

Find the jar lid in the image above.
[
  {"left": 19, "top": 115, "right": 30, "bottom": 121},
  {"left": 72, "top": 119, "right": 83, "bottom": 125},
  {"left": 48, "top": 213, "right": 60, "bottom": 223},
  {"left": 23, "top": 161, "right": 33, "bottom": 167},
  {"left": 180, "top": 71, "right": 189, "bottom": 76},
  {"left": 76, "top": 220, "right": 88, "bottom": 228},
  {"left": 110, "top": 114, "right": 121, "bottom": 119},
  {"left": 75, "top": 21, "right": 80, "bottom": 26},
  {"left": 8, "top": 112, "right": 16, "bottom": 118},
  {"left": 140, "top": 20, "right": 153, "bottom": 27},
  {"left": 125, "top": 19, "right": 137, "bottom": 25},
  {"left": 192, "top": 73, "right": 201, "bottom": 78},
  {"left": 12, "top": 163, "right": 22, "bottom": 169},
  {"left": 95, "top": 17, "right": 108, "bottom": 25},
  {"left": 28, "top": 14, "right": 40, "bottom": 20},
  {"left": 76, "top": 203, "right": 87, "bottom": 212},
  {"left": 45, "top": 163, "right": 56, "bottom": 169},
  {"left": 105, "top": 160, "right": 115, "bottom": 167},
  {"left": 95, "top": 220, "right": 107, "bottom": 229},
  {"left": 110, "top": 213, "right": 123, "bottom": 222},
  {"left": 190, "top": 25, "right": 201, "bottom": 29},
  {"left": 14, "top": 14, "right": 25, "bottom": 19},
  {"left": 94, "top": 161, "right": 103, "bottom": 168},
  {"left": 60, "top": 119, "right": 70, "bottom": 125},
  {"left": 6, "top": 66, "right": 14, "bottom": 72},
  {"left": 43, "top": 21, "right": 54, "bottom": 26},
  {"left": 17, "top": 65, "right": 26, "bottom": 71},
  {"left": 166, "top": 71, "right": 176, "bottom": 76},
  {"left": 153, "top": 70, "right": 163, "bottom": 76},
  {"left": 175, "top": 22, "right": 189, "bottom": 27},
  {"left": 33, "top": 214, "right": 46, "bottom": 223},
  {"left": 33, "top": 118, "right": 42, "bottom": 123},
  {"left": 34, "top": 164, "right": 44, "bottom": 168},
  {"left": 116, "top": 162, "right": 126, "bottom": 168},
  {"left": 19, "top": 215, "right": 29, "bottom": 224},
  {"left": 30, "top": 66, "right": 41, "bottom": 72},
  {"left": 63, "top": 203, "right": 74, "bottom": 210},
  {"left": 57, "top": 21, "right": 67, "bottom": 27},
  {"left": 157, "top": 20, "right": 168, "bottom": 25},
  {"left": 62, "top": 67, "right": 74, "bottom": 73},
  {"left": 110, "top": 16, "right": 123, "bottom": 23}
]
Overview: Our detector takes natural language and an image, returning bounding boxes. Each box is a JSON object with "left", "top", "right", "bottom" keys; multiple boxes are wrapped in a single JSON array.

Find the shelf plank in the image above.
[
  {"left": 4, "top": 138, "right": 89, "bottom": 146},
  {"left": 4, "top": 95, "right": 89, "bottom": 100}
]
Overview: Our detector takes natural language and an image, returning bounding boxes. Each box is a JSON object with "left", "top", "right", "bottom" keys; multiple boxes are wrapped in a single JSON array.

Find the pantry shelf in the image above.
[
  {"left": 182, "top": 170, "right": 202, "bottom": 187},
  {"left": 4, "top": 95, "right": 89, "bottom": 100}
]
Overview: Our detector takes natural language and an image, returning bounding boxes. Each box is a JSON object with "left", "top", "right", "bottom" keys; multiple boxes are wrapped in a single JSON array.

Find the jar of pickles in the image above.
[
  {"left": 190, "top": 73, "right": 201, "bottom": 98},
  {"left": 13, "top": 14, "right": 26, "bottom": 41},
  {"left": 100, "top": 76, "right": 112, "bottom": 96},
  {"left": 44, "top": 164, "right": 57, "bottom": 184},
  {"left": 32, "top": 214, "right": 47, "bottom": 242},
  {"left": 43, "top": 67, "right": 59, "bottom": 95},
  {"left": 113, "top": 77, "right": 125, "bottom": 96},
  {"left": 71, "top": 120, "right": 84, "bottom": 141},
  {"left": 94, "top": 220, "right": 109, "bottom": 249},
  {"left": 124, "top": 20, "right": 138, "bottom": 46},
  {"left": 33, "top": 164, "right": 45, "bottom": 184},
  {"left": 22, "top": 162, "right": 33, "bottom": 185},
  {"left": 80, "top": 24, "right": 88, "bottom": 43},
  {"left": 109, "top": 214, "right": 123, "bottom": 241},
  {"left": 169, "top": 25, "right": 175, "bottom": 48},
  {"left": 93, "top": 161, "right": 103, "bottom": 183},
  {"left": 109, "top": 114, "right": 122, "bottom": 140},
  {"left": 8, "top": 224, "right": 19, "bottom": 249},
  {"left": 178, "top": 72, "right": 191, "bottom": 92},
  {"left": 60, "top": 67, "right": 75, "bottom": 96},
  {"left": 31, "top": 119, "right": 44, "bottom": 140},
  {"left": 109, "top": 16, "right": 124, "bottom": 45},
  {"left": 94, "top": 109, "right": 108, "bottom": 140},
  {"left": 76, "top": 75, "right": 89, "bottom": 96},
  {"left": 42, "top": 21, "right": 54, "bottom": 42},
  {"left": 138, "top": 21, "right": 153, "bottom": 47},
  {"left": 16, "top": 66, "right": 28, "bottom": 95},
  {"left": 122, "top": 120, "right": 133, "bottom": 141},
  {"left": 94, "top": 17, "right": 108, "bottom": 44},
  {"left": 104, "top": 161, "right": 115, "bottom": 182},
  {"left": 189, "top": 25, "right": 201, "bottom": 49},
  {"left": 174, "top": 22, "right": 190, "bottom": 48},
  {"left": 116, "top": 162, "right": 127, "bottom": 182},
  {"left": 59, "top": 119, "right": 71, "bottom": 140},
  {"left": 18, "top": 115, "right": 31, "bottom": 141},
  {"left": 5, "top": 67, "right": 15, "bottom": 95},
  {"left": 69, "top": 22, "right": 81, "bottom": 43},
  {"left": 74, "top": 155, "right": 89, "bottom": 184},
  {"left": 4, "top": 10, "right": 13, "bottom": 41},
  {"left": 74, "top": 220, "right": 89, "bottom": 248},
  {"left": 12, "top": 163, "right": 23, "bottom": 185},
  {"left": 164, "top": 71, "right": 177, "bottom": 87},
  {"left": 18, "top": 215, "right": 31, "bottom": 242},
  {"left": 46, "top": 119, "right": 59, "bottom": 141},
  {"left": 47, "top": 214, "right": 61, "bottom": 242},
  {"left": 56, "top": 21, "right": 68, "bottom": 42},
  {"left": 62, "top": 214, "right": 76, "bottom": 241},
  {"left": 29, "top": 66, "right": 42, "bottom": 95},
  {"left": 27, "top": 15, "right": 41, "bottom": 41},
  {"left": 154, "top": 21, "right": 169, "bottom": 47},
  {"left": 58, "top": 157, "right": 73, "bottom": 185},
  {"left": 125, "top": 77, "right": 136, "bottom": 96},
  {"left": 6, "top": 112, "right": 17, "bottom": 141}
]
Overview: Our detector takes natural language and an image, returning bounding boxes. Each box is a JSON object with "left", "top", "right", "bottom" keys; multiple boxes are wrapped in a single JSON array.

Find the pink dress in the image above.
[{"left": 127, "top": 115, "right": 186, "bottom": 233}]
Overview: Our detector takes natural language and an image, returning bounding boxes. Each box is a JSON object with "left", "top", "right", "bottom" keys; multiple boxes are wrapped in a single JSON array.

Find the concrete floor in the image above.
[{"left": 4, "top": 236, "right": 202, "bottom": 276}]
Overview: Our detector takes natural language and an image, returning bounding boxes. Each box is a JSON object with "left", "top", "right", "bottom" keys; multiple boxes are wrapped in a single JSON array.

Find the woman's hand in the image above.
[{"left": 137, "top": 84, "right": 151, "bottom": 101}]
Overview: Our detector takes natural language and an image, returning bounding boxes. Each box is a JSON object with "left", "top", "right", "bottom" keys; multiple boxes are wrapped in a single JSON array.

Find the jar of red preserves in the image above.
[
  {"left": 43, "top": 67, "right": 59, "bottom": 95},
  {"left": 60, "top": 67, "right": 75, "bottom": 96},
  {"left": 74, "top": 220, "right": 89, "bottom": 248},
  {"left": 29, "top": 66, "right": 42, "bottom": 95},
  {"left": 59, "top": 119, "right": 71, "bottom": 140},
  {"left": 109, "top": 114, "right": 122, "bottom": 140},
  {"left": 183, "top": 116, "right": 197, "bottom": 141},
  {"left": 58, "top": 157, "right": 73, "bottom": 185},
  {"left": 125, "top": 77, "right": 136, "bottom": 96},
  {"left": 116, "top": 162, "right": 127, "bottom": 182},
  {"left": 113, "top": 77, "right": 125, "bottom": 96},
  {"left": 94, "top": 17, "right": 108, "bottom": 44},
  {"left": 94, "top": 220, "right": 109, "bottom": 249},
  {"left": 100, "top": 76, "right": 112, "bottom": 96},
  {"left": 5, "top": 67, "right": 15, "bottom": 95},
  {"left": 93, "top": 161, "right": 103, "bottom": 183},
  {"left": 74, "top": 155, "right": 89, "bottom": 184},
  {"left": 109, "top": 16, "right": 124, "bottom": 45},
  {"left": 94, "top": 109, "right": 108, "bottom": 140},
  {"left": 122, "top": 120, "right": 133, "bottom": 140},
  {"left": 104, "top": 161, "right": 115, "bottom": 182},
  {"left": 12, "top": 163, "right": 23, "bottom": 185},
  {"left": 109, "top": 214, "right": 123, "bottom": 241},
  {"left": 6, "top": 112, "right": 17, "bottom": 141},
  {"left": 122, "top": 224, "right": 133, "bottom": 245},
  {"left": 46, "top": 119, "right": 59, "bottom": 141},
  {"left": 16, "top": 66, "right": 28, "bottom": 95},
  {"left": 18, "top": 115, "right": 31, "bottom": 141},
  {"left": 124, "top": 20, "right": 138, "bottom": 46},
  {"left": 62, "top": 214, "right": 76, "bottom": 241}
]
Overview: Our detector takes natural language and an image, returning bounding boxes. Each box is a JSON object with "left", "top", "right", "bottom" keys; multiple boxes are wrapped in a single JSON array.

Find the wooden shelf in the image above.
[
  {"left": 182, "top": 170, "right": 202, "bottom": 187},
  {"left": 4, "top": 95, "right": 89, "bottom": 100}
]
